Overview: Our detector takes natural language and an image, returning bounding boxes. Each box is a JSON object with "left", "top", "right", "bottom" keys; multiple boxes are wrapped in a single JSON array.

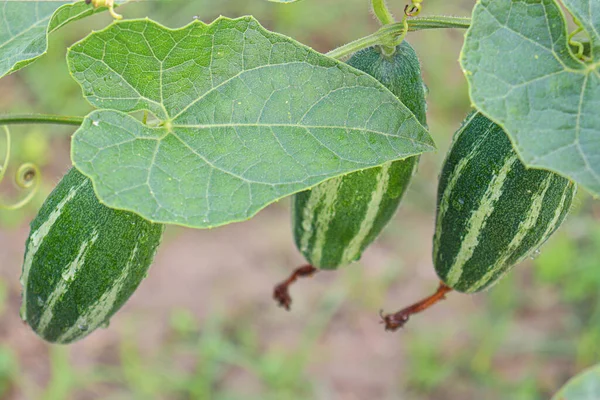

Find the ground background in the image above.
[{"left": 1, "top": 0, "right": 600, "bottom": 399}]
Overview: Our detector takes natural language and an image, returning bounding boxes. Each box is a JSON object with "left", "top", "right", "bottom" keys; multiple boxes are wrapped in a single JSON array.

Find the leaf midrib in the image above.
[
  {"left": 77, "top": 52, "right": 428, "bottom": 145},
  {"left": 168, "top": 123, "right": 432, "bottom": 145}
]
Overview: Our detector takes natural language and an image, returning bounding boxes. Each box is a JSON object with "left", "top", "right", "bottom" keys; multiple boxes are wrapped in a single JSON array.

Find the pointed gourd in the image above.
[
  {"left": 20, "top": 168, "right": 164, "bottom": 344},
  {"left": 433, "top": 112, "right": 576, "bottom": 293},
  {"left": 292, "top": 41, "right": 427, "bottom": 269}
]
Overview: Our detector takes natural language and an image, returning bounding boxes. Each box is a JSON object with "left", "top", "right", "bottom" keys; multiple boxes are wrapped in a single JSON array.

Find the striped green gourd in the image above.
[
  {"left": 20, "top": 168, "right": 164, "bottom": 344},
  {"left": 433, "top": 112, "right": 576, "bottom": 293},
  {"left": 292, "top": 41, "right": 427, "bottom": 269}
]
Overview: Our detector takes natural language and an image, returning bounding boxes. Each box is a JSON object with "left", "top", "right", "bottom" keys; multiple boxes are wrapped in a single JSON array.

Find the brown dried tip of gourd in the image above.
[{"left": 273, "top": 265, "right": 318, "bottom": 311}]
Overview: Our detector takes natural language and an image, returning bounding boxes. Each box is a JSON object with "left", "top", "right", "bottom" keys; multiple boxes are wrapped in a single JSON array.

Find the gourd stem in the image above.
[
  {"left": 0, "top": 114, "right": 84, "bottom": 126},
  {"left": 380, "top": 282, "right": 452, "bottom": 331},
  {"left": 371, "top": 0, "right": 397, "bottom": 55},
  {"left": 273, "top": 264, "right": 318, "bottom": 311},
  {"left": 326, "top": 16, "right": 471, "bottom": 60}
]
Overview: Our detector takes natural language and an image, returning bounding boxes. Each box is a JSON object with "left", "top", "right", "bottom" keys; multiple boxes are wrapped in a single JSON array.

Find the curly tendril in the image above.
[
  {"left": 85, "top": 0, "right": 122, "bottom": 20},
  {"left": 567, "top": 25, "right": 591, "bottom": 61},
  {"left": 0, "top": 126, "right": 41, "bottom": 211},
  {"left": 404, "top": 0, "right": 423, "bottom": 17}
]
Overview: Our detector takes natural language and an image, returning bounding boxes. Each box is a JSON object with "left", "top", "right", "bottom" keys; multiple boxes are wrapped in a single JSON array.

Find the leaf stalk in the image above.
[{"left": 0, "top": 114, "right": 84, "bottom": 126}]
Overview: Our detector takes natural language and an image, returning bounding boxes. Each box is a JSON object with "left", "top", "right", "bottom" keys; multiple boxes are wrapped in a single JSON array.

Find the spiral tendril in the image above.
[
  {"left": 567, "top": 25, "right": 591, "bottom": 61},
  {"left": 0, "top": 126, "right": 41, "bottom": 211},
  {"left": 404, "top": 0, "right": 423, "bottom": 17}
]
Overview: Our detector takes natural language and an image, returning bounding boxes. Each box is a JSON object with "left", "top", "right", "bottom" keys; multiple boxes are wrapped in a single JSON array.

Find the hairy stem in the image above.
[
  {"left": 372, "top": 0, "right": 395, "bottom": 26},
  {"left": 371, "top": 0, "right": 397, "bottom": 55},
  {"left": 326, "top": 15, "right": 471, "bottom": 60},
  {"left": 0, "top": 114, "right": 84, "bottom": 126}
]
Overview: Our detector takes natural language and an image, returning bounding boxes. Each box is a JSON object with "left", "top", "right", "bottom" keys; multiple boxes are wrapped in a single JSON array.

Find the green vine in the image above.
[
  {"left": 326, "top": 16, "right": 470, "bottom": 60},
  {"left": 0, "top": 114, "right": 84, "bottom": 126},
  {"left": 371, "top": 0, "right": 395, "bottom": 26}
]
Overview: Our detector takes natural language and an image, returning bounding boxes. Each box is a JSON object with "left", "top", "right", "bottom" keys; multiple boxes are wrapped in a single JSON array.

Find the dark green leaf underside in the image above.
[
  {"left": 461, "top": 0, "right": 600, "bottom": 195},
  {"left": 68, "top": 17, "right": 434, "bottom": 228}
]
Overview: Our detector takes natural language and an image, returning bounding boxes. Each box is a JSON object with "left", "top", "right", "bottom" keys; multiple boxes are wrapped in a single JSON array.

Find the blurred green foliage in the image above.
[
  {"left": 0, "top": 347, "right": 17, "bottom": 399},
  {"left": 0, "top": 280, "right": 17, "bottom": 399}
]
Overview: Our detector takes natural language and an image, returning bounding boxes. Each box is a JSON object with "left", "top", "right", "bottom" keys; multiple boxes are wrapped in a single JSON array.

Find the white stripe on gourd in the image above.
[
  {"left": 432, "top": 117, "right": 486, "bottom": 266},
  {"left": 467, "top": 174, "right": 554, "bottom": 292},
  {"left": 20, "top": 180, "right": 88, "bottom": 318},
  {"left": 531, "top": 182, "right": 576, "bottom": 254},
  {"left": 308, "top": 176, "right": 343, "bottom": 266},
  {"left": 340, "top": 161, "right": 391, "bottom": 265},
  {"left": 56, "top": 243, "right": 140, "bottom": 343},
  {"left": 444, "top": 154, "right": 518, "bottom": 287},
  {"left": 36, "top": 229, "right": 100, "bottom": 335},
  {"left": 298, "top": 178, "right": 340, "bottom": 254}
]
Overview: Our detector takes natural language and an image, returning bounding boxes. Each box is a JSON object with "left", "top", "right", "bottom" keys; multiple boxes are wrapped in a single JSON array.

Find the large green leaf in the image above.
[
  {"left": 552, "top": 364, "right": 600, "bottom": 400},
  {"left": 460, "top": 0, "right": 600, "bottom": 195},
  {"left": 68, "top": 17, "right": 434, "bottom": 229},
  {"left": 0, "top": 0, "right": 113, "bottom": 78}
]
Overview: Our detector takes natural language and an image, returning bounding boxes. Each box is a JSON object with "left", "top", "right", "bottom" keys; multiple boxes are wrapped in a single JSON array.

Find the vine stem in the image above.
[
  {"left": 326, "top": 15, "right": 471, "bottom": 60},
  {"left": 0, "top": 114, "right": 84, "bottom": 126}
]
